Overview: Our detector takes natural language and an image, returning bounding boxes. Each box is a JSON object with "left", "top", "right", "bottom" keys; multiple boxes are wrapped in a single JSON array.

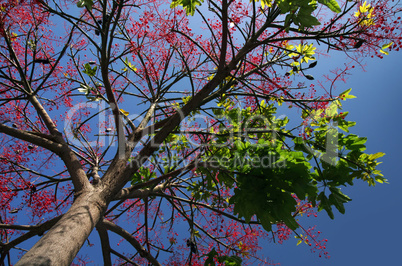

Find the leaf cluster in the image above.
[{"left": 186, "top": 91, "right": 385, "bottom": 232}]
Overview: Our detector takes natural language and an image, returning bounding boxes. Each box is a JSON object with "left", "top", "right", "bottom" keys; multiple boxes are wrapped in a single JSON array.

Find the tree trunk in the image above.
[{"left": 15, "top": 190, "right": 108, "bottom": 266}]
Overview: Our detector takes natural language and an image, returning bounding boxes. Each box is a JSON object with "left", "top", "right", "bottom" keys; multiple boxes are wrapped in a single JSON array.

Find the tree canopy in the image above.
[{"left": 0, "top": 0, "right": 399, "bottom": 265}]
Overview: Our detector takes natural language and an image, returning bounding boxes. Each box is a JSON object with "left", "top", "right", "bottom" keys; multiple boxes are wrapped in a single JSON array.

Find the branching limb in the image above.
[
  {"left": 0, "top": 123, "right": 63, "bottom": 153},
  {"left": 101, "top": 219, "right": 161, "bottom": 266},
  {"left": 155, "top": 193, "right": 261, "bottom": 226},
  {"left": 110, "top": 249, "right": 140, "bottom": 266},
  {"left": 0, "top": 216, "right": 62, "bottom": 262},
  {"left": 113, "top": 164, "right": 194, "bottom": 200},
  {"left": 95, "top": 223, "right": 112, "bottom": 266}
]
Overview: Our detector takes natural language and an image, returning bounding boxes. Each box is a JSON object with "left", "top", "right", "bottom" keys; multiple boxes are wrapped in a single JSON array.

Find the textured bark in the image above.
[{"left": 15, "top": 190, "right": 107, "bottom": 266}]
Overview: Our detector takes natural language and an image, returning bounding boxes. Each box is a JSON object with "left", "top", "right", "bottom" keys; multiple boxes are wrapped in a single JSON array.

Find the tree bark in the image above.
[{"left": 15, "top": 190, "right": 107, "bottom": 266}]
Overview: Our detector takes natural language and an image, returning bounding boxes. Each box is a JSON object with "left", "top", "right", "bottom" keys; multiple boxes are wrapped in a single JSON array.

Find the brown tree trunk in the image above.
[{"left": 15, "top": 190, "right": 108, "bottom": 266}]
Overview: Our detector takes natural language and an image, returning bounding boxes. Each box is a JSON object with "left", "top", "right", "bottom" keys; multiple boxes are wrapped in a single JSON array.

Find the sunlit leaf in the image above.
[{"left": 120, "top": 109, "right": 129, "bottom": 116}]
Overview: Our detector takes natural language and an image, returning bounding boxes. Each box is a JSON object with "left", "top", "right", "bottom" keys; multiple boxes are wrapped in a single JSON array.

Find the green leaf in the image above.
[
  {"left": 77, "top": 0, "right": 94, "bottom": 10},
  {"left": 234, "top": 140, "right": 245, "bottom": 151},
  {"left": 382, "top": 42, "right": 393, "bottom": 50},
  {"left": 131, "top": 166, "right": 156, "bottom": 185},
  {"left": 339, "top": 88, "right": 356, "bottom": 100},
  {"left": 194, "top": 230, "right": 201, "bottom": 238},
  {"left": 318, "top": 192, "right": 334, "bottom": 219},
  {"left": 282, "top": 215, "right": 299, "bottom": 230},
  {"left": 348, "top": 137, "right": 367, "bottom": 152},
  {"left": 83, "top": 63, "right": 97, "bottom": 77},
  {"left": 328, "top": 187, "right": 351, "bottom": 214},
  {"left": 294, "top": 14, "right": 320, "bottom": 29},
  {"left": 380, "top": 49, "right": 389, "bottom": 55},
  {"left": 170, "top": 0, "right": 203, "bottom": 15},
  {"left": 77, "top": 85, "right": 91, "bottom": 95},
  {"left": 329, "top": 193, "right": 345, "bottom": 214},
  {"left": 337, "top": 119, "right": 356, "bottom": 133},
  {"left": 77, "top": 0, "right": 85, "bottom": 7},
  {"left": 203, "top": 248, "right": 218, "bottom": 266},
  {"left": 380, "top": 42, "right": 393, "bottom": 55},
  {"left": 120, "top": 109, "right": 129, "bottom": 116},
  {"left": 217, "top": 255, "right": 242, "bottom": 265},
  {"left": 329, "top": 187, "right": 351, "bottom": 202},
  {"left": 86, "top": 95, "right": 102, "bottom": 102},
  {"left": 325, "top": 102, "right": 338, "bottom": 117},
  {"left": 318, "top": 0, "right": 341, "bottom": 13},
  {"left": 202, "top": 248, "right": 242, "bottom": 266},
  {"left": 368, "top": 152, "right": 385, "bottom": 160},
  {"left": 123, "top": 57, "right": 137, "bottom": 72}
]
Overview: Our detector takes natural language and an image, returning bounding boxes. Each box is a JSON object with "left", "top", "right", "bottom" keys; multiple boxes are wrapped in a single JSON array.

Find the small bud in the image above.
[
  {"left": 353, "top": 40, "right": 364, "bottom": 49},
  {"left": 305, "top": 74, "right": 315, "bottom": 80},
  {"left": 191, "top": 244, "right": 197, "bottom": 253},
  {"left": 308, "top": 61, "right": 317, "bottom": 68},
  {"left": 34, "top": 58, "right": 51, "bottom": 64}
]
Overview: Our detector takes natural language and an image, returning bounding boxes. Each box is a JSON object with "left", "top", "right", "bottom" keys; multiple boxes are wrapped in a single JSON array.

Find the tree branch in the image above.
[
  {"left": 95, "top": 223, "right": 112, "bottom": 266},
  {"left": 0, "top": 216, "right": 62, "bottom": 260},
  {"left": 101, "top": 219, "right": 161, "bottom": 266},
  {"left": 0, "top": 123, "right": 63, "bottom": 153}
]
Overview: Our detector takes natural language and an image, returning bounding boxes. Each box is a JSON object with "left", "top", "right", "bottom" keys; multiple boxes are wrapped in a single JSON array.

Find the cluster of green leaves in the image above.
[
  {"left": 129, "top": 131, "right": 192, "bottom": 188},
  {"left": 202, "top": 248, "right": 242, "bottom": 266},
  {"left": 276, "top": 0, "right": 341, "bottom": 30},
  {"left": 131, "top": 166, "right": 157, "bottom": 186},
  {"left": 170, "top": 0, "right": 341, "bottom": 30},
  {"left": 77, "top": 64, "right": 103, "bottom": 101},
  {"left": 228, "top": 140, "right": 316, "bottom": 231},
  {"left": 186, "top": 90, "right": 385, "bottom": 232},
  {"left": 293, "top": 89, "right": 386, "bottom": 218},
  {"left": 187, "top": 98, "right": 287, "bottom": 203},
  {"left": 158, "top": 133, "right": 192, "bottom": 171},
  {"left": 170, "top": 0, "right": 204, "bottom": 16},
  {"left": 122, "top": 57, "right": 138, "bottom": 72},
  {"left": 82, "top": 63, "right": 97, "bottom": 77},
  {"left": 287, "top": 43, "right": 316, "bottom": 64}
]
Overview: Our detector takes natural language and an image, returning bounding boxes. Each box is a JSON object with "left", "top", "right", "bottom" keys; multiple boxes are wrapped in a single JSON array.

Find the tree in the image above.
[{"left": 0, "top": 0, "right": 399, "bottom": 264}]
